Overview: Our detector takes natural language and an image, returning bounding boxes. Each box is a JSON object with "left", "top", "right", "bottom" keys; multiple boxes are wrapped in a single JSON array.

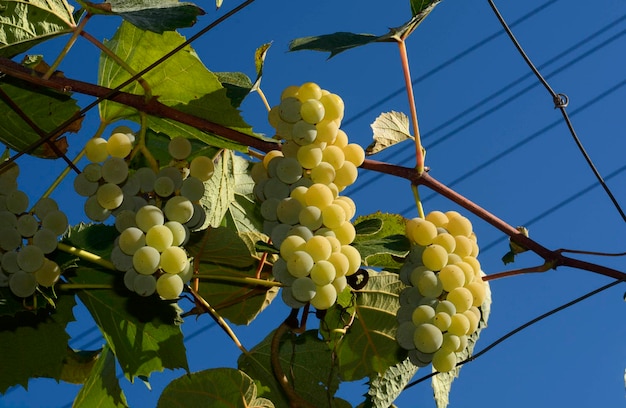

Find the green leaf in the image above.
[
  {"left": 0, "top": 293, "right": 76, "bottom": 393},
  {"left": 323, "top": 271, "right": 407, "bottom": 381},
  {"left": 432, "top": 277, "right": 492, "bottom": 408},
  {"left": 251, "top": 42, "right": 272, "bottom": 92},
  {"left": 215, "top": 71, "right": 253, "bottom": 108},
  {"left": 366, "top": 112, "right": 414, "bottom": 156},
  {"left": 238, "top": 330, "right": 350, "bottom": 408},
  {"left": 354, "top": 218, "right": 383, "bottom": 236},
  {"left": 59, "top": 348, "right": 101, "bottom": 384},
  {"left": 0, "top": 0, "right": 75, "bottom": 58},
  {"left": 158, "top": 367, "right": 274, "bottom": 408},
  {"left": 366, "top": 358, "right": 418, "bottom": 408},
  {"left": 98, "top": 21, "right": 255, "bottom": 151},
  {"left": 0, "top": 71, "right": 82, "bottom": 158},
  {"left": 353, "top": 213, "right": 411, "bottom": 269},
  {"left": 410, "top": 0, "right": 441, "bottom": 17},
  {"left": 73, "top": 345, "right": 129, "bottom": 408}
]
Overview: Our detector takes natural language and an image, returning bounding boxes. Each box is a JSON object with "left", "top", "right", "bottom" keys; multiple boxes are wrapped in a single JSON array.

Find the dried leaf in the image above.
[{"left": 366, "top": 112, "right": 414, "bottom": 156}]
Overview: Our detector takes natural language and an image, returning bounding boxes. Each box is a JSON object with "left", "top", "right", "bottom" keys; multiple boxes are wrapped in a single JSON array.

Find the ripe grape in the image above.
[
  {"left": 9, "top": 270, "right": 37, "bottom": 297},
  {"left": 168, "top": 137, "right": 192, "bottom": 160},
  {"left": 17, "top": 245, "right": 45, "bottom": 273},
  {"left": 327, "top": 252, "right": 350, "bottom": 278},
  {"left": 310, "top": 283, "right": 337, "bottom": 310},
  {"left": 432, "top": 350, "right": 457, "bottom": 373},
  {"left": 413, "top": 323, "right": 443, "bottom": 354},
  {"left": 35, "top": 259, "right": 61, "bottom": 287},
  {"left": 133, "top": 274, "right": 157, "bottom": 296},
  {"left": 42, "top": 210, "right": 68, "bottom": 235},
  {"left": 33, "top": 228, "right": 59, "bottom": 254},
  {"left": 439, "top": 264, "right": 466, "bottom": 292},
  {"left": 160, "top": 246, "right": 188, "bottom": 274},
  {"left": 276, "top": 197, "right": 302, "bottom": 225},
  {"left": 111, "top": 246, "right": 133, "bottom": 272},
  {"left": 305, "top": 184, "right": 334, "bottom": 209},
  {"left": 297, "top": 82, "right": 323, "bottom": 101},
  {"left": 299, "top": 206, "right": 323, "bottom": 231},
  {"left": 315, "top": 119, "right": 339, "bottom": 143},
  {"left": 136, "top": 205, "right": 165, "bottom": 232},
  {"left": 279, "top": 97, "right": 302, "bottom": 123},
  {"left": 16, "top": 214, "right": 38, "bottom": 238},
  {"left": 292, "top": 120, "right": 317, "bottom": 145},
  {"left": 275, "top": 157, "right": 302, "bottom": 184},
  {"left": 107, "top": 132, "right": 133, "bottom": 158},
  {"left": 156, "top": 273, "right": 184, "bottom": 299},
  {"left": 310, "top": 260, "right": 336, "bottom": 285},
  {"left": 145, "top": 225, "right": 174, "bottom": 252},
  {"left": 447, "top": 287, "right": 474, "bottom": 313},
  {"left": 189, "top": 156, "right": 214, "bottom": 181},
  {"left": 319, "top": 93, "right": 344, "bottom": 122},
  {"left": 0, "top": 228, "right": 21, "bottom": 251},
  {"left": 154, "top": 176, "right": 175, "bottom": 197},
  {"left": 165, "top": 221, "right": 188, "bottom": 247},
  {"left": 322, "top": 145, "right": 345, "bottom": 170},
  {"left": 286, "top": 250, "right": 314, "bottom": 278},
  {"left": 132, "top": 246, "right": 160, "bottom": 275},
  {"left": 321, "top": 204, "right": 346, "bottom": 229},
  {"left": 343, "top": 143, "right": 365, "bottom": 167},
  {"left": 334, "top": 161, "right": 358, "bottom": 189},
  {"left": 101, "top": 157, "right": 128, "bottom": 184},
  {"left": 96, "top": 183, "right": 124, "bottom": 210},
  {"left": 181, "top": 177, "right": 205, "bottom": 202},
  {"left": 135, "top": 167, "right": 157, "bottom": 193},
  {"left": 396, "top": 321, "right": 417, "bottom": 350},
  {"left": 6, "top": 190, "right": 29, "bottom": 214},
  {"left": 291, "top": 277, "right": 316, "bottom": 302},
  {"left": 85, "top": 137, "right": 109, "bottom": 162},
  {"left": 305, "top": 236, "right": 332, "bottom": 262},
  {"left": 448, "top": 313, "right": 470, "bottom": 336},
  {"left": 446, "top": 215, "right": 472, "bottom": 237},
  {"left": 332, "top": 221, "right": 356, "bottom": 245},
  {"left": 411, "top": 304, "right": 436, "bottom": 326},
  {"left": 1, "top": 250, "right": 19, "bottom": 273},
  {"left": 300, "top": 99, "right": 325, "bottom": 124},
  {"left": 73, "top": 173, "right": 98, "bottom": 197},
  {"left": 310, "top": 162, "right": 335, "bottom": 185},
  {"left": 340, "top": 245, "right": 361, "bottom": 276},
  {"left": 422, "top": 244, "right": 448, "bottom": 271},
  {"left": 280, "top": 235, "right": 306, "bottom": 260}
]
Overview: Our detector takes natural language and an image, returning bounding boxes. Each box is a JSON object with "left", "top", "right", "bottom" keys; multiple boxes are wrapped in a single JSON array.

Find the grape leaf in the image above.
[
  {"left": 365, "top": 358, "right": 418, "bottom": 408},
  {"left": 0, "top": 293, "right": 76, "bottom": 393},
  {"left": 353, "top": 213, "right": 411, "bottom": 270},
  {"left": 366, "top": 112, "right": 414, "bottom": 156},
  {"left": 0, "top": 0, "right": 75, "bottom": 58},
  {"left": 251, "top": 42, "right": 272, "bottom": 92},
  {"left": 215, "top": 71, "right": 253, "bottom": 108},
  {"left": 79, "top": 0, "right": 205, "bottom": 33},
  {"left": 158, "top": 368, "right": 274, "bottom": 408},
  {"left": 59, "top": 348, "right": 101, "bottom": 384},
  {"left": 238, "top": 330, "right": 351, "bottom": 408},
  {"left": 322, "top": 271, "right": 407, "bottom": 381},
  {"left": 410, "top": 0, "right": 441, "bottom": 17},
  {"left": 73, "top": 345, "right": 129, "bottom": 408}
]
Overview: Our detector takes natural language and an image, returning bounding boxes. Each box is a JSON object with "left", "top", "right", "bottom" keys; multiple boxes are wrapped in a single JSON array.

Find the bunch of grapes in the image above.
[
  {"left": 253, "top": 82, "right": 365, "bottom": 310},
  {"left": 74, "top": 130, "right": 214, "bottom": 300},
  {"left": 0, "top": 161, "right": 68, "bottom": 298},
  {"left": 395, "top": 211, "right": 488, "bottom": 373}
]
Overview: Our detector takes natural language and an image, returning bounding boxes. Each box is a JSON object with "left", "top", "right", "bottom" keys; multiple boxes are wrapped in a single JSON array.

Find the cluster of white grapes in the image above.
[
  {"left": 74, "top": 129, "right": 214, "bottom": 300},
  {"left": 396, "top": 211, "right": 488, "bottom": 373},
  {"left": 0, "top": 162, "right": 68, "bottom": 298},
  {"left": 253, "top": 82, "right": 364, "bottom": 310}
]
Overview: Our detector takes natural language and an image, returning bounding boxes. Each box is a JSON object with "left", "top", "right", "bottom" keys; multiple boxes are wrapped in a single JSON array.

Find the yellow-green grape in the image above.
[
  {"left": 263, "top": 150, "right": 284, "bottom": 168},
  {"left": 136, "top": 205, "right": 164, "bottom": 232},
  {"left": 290, "top": 186, "right": 308, "bottom": 206},
  {"left": 416, "top": 269, "right": 443, "bottom": 298},
  {"left": 455, "top": 261, "right": 475, "bottom": 285},
  {"left": 310, "top": 283, "right": 337, "bottom": 310},
  {"left": 119, "top": 227, "right": 146, "bottom": 255},
  {"left": 280, "top": 85, "right": 299, "bottom": 100},
  {"left": 335, "top": 196, "right": 356, "bottom": 219},
  {"left": 160, "top": 246, "right": 188, "bottom": 274},
  {"left": 406, "top": 217, "right": 437, "bottom": 246},
  {"left": 436, "top": 300, "right": 456, "bottom": 315},
  {"left": 168, "top": 136, "right": 192, "bottom": 160},
  {"left": 297, "top": 144, "right": 323, "bottom": 169},
  {"left": 411, "top": 304, "right": 436, "bottom": 326},
  {"left": 181, "top": 176, "right": 205, "bottom": 202},
  {"left": 432, "top": 311, "right": 452, "bottom": 331},
  {"left": 322, "top": 145, "right": 345, "bottom": 170},
  {"left": 156, "top": 273, "right": 184, "bottom": 300},
  {"left": 275, "top": 157, "right": 302, "bottom": 185},
  {"left": 291, "top": 277, "right": 316, "bottom": 302},
  {"left": 299, "top": 206, "right": 323, "bottom": 231},
  {"left": 6, "top": 190, "right": 29, "bottom": 214},
  {"left": 297, "top": 82, "right": 323, "bottom": 101},
  {"left": 438, "top": 264, "right": 466, "bottom": 292},
  {"left": 432, "top": 350, "right": 457, "bottom": 373},
  {"left": 413, "top": 323, "right": 443, "bottom": 354},
  {"left": 446, "top": 214, "right": 472, "bottom": 237},
  {"left": 300, "top": 99, "right": 325, "bottom": 124},
  {"left": 315, "top": 119, "right": 339, "bottom": 143},
  {"left": 164, "top": 221, "right": 187, "bottom": 247},
  {"left": 448, "top": 313, "right": 470, "bottom": 336},
  {"left": 330, "top": 129, "right": 348, "bottom": 148},
  {"left": 332, "top": 275, "right": 347, "bottom": 293},
  {"left": 9, "top": 271, "right": 37, "bottom": 297},
  {"left": 133, "top": 246, "right": 161, "bottom": 275},
  {"left": 154, "top": 176, "right": 175, "bottom": 198},
  {"left": 146, "top": 225, "right": 174, "bottom": 253},
  {"left": 447, "top": 287, "right": 474, "bottom": 313},
  {"left": 96, "top": 183, "right": 124, "bottom": 210},
  {"left": 305, "top": 184, "right": 334, "bottom": 209},
  {"left": 319, "top": 93, "right": 344, "bottom": 122},
  {"left": 133, "top": 274, "right": 157, "bottom": 296},
  {"left": 280, "top": 235, "right": 306, "bottom": 259},
  {"left": 425, "top": 210, "right": 449, "bottom": 228},
  {"left": 33, "top": 228, "right": 59, "bottom": 254},
  {"left": 309, "top": 260, "right": 336, "bottom": 285},
  {"left": 331, "top": 199, "right": 353, "bottom": 222},
  {"left": 453, "top": 235, "right": 473, "bottom": 257},
  {"left": 310, "top": 162, "right": 335, "bottom": 185},
  {"left": 35, "top": 258, "right": 61, "bottom": 287},
  {"left": 325, "top": 235, "right": 342, "bottom": 253},
  {"left": 279, "top": 97, "right": 302, "bottom": 123},
  {"left": 432, "top": 232, "right": 456, "bottom": 254},
  {"left": 101, "top": 157, "right": 129, "bottom": 184},
  {"left": 84, "top": 196, "right": 110, "bottom": 222},
  {"left": 164, "top": 196, "right": 194, "bottom": 224},
  {"left": 17, "top": 214, "right": 38, "bottom": 238},
  {"left": 456, "top": 335, "right": 469, "bottom": 352},
  {"left": 422, "top": 244, "right": 448, "bottom": 271},
  {"left": 287, "top": 250, "right": 315, "bottom": 278},
  {"left": 85, "top": 137, "right": 109, "bottom": 162},
  {"left": 466, "top": 281, "right": 487, "bottom": 306},
  {"left": 334, "top": 161, "right": 358, "bottom": 190},
  {"left": 189, "top": 156, "right": 214, "bottom": 182},
  {"left": 17, "top": 245, "right": 44, "bottom": 272},
  {"left": 276, "top": 198, "right": 302, "bottom": 225},
  {"left": 321, "top": 204, "right": 346, "bottom": 229},
  {"left": 409, "top": 266, "right": 429, "bottom": 288},
  {"left": 441, "top": 332, "right": 461, "bottom": 352},
  {"left": 268, "top": 105, "right": 281, "bottom": 129},
  {"left": 260, "top": 197, "right": 279, "bottom": 221},
  {"left": 332, "top": 221, "right": 356, "bottom": 245},
  {"left": 42, "top": 210, "right": 68, "bottom": 236},
  {"left": 463, "top": 309, "right": 480, "bottom": 334},
  {"left": 134, "top": 167, "right": 157, "bottom": 193},
  {"left": 292, "top": 120, "right": 317, "bottom": 145},
  {"left": 340, "top": 245, "right": 361, "bottom": 276},
  {"left": 305, "top": 236, "right": 332, "bottom": 262},
  {"left": 327, "top": 252, "right": 350, "bottom": 278},
  {"left": 107, "top": 132, "right": 133, "bottom": 158},
  {"left": 343, "top": 143, "right": 365, "bottom": 167},
  {"left": 396, "top": 321, "right": 417, "bottom": 350}
]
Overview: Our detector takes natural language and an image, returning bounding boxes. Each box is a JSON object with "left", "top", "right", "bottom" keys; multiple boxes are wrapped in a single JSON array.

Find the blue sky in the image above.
[{"left": 2, "top": 0, "right": 626, "bottom": 407}]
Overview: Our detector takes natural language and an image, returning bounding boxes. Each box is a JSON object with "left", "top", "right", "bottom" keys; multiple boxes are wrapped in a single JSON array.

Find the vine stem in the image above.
[
  {"left": 256, "top": 87, "right": 272, "bottom": 112},
  {"left": 57, "top": 283, "right": 113, "bottom": 290},
  {"left": 57, "top": 242, "right": 116, "bottom": 271},
  {"left": 410, "top": 184, "right": 425, "bottom": 218},
  {"left": 193, "top": 274, "right": 282, "bottom": 287},
  {"left": 43, "top": 13, "right": 92, "bottom": 80}
]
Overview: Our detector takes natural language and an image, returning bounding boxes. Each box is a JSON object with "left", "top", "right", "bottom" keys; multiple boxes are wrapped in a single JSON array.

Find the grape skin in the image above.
[{"left": 156, "top": 273, "right": 184, "bottom": 299}]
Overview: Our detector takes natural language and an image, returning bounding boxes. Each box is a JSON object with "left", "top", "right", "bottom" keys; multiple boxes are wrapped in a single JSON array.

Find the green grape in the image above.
[
  {"left": 296, "top": 144, "right": 323, "bottom": 169},
  {"left": 136, "top": 205, "right": 165, "bottom": 232},
  {"left": 96, "top": 183, "right": 124, "bottom": 210},
  {"left": 396, "top": 321, "right": 417, "bottom": 350},
  {"left": 291, "top": 276, "right": 316, "bottom": 302},
  {"left": 463, "top": 309, "right": 480, "bottom": 334},
  {"left": 279, "top": 97, "right": 302, "bottom": 123},
  {"left": 300, "top": 99, "right": 325, "bottom": 124},
  {"left": 9, "top": 270, "right": 37, "bottom": 297},
  {"left": 159, "top": 167, "right": 184, "bottom": 189},
  {"left": 334, "top": 161, "right": 358, "bottom": 189},
  {"left": 154, "top": 176, "right": 175, "bottom": 197},
  {"left": 446, "top": 215, "right": 472, "bottom": 237},
  {"left": 114, "top": 210, "right": 136, "bottom": 233},
  {"left": 253, "top": 179, "right": 268, "bottom": 202},
  {"left": 315, "top": 119, "right": 339, "bottom": 143},
  {"left": 118, "top": 227, "right": 146, "bottom": 255},
  {"left": 413, "top": 323, "right": 443, "bottom": 354},
  {"left": 290, "top": 176, "right": 313, "bottom": 190},
  {"left": 310, "top": 162, "right": 335, "bottom": 185},
  {"left": 321, "top": 204, "right": 346, "bottom": 229},
  {"left": 448, "top": 313, "right": 470, "bottom": 336},
  {"left": 85, "top": 137, "right": 109, "bottom": 162},
  {"left": 432, "top": 350, "right": 457, "bottom": 373},
  {"left": 340, "top": 245, "right": 361, "bottom": 276},
  {"left": 327, "top": 252, "right": 349, "bottom": 278},
  {"left": 310, "top": 260, "right": 336, "bottom": 285},
  {"left": 441, "top": 333, "right": 461, "bottom": 352},
  {"left": 422, "top": 244, "right": 448, "bottom": 271},
  {"left": 189, "top": 156, "right": 214, "bottom": 182},
  {"left": 310, "top": 283, "right": 337, "bottom": 310},
  {"left": 134, "top": 274, "right": 157, "bottom": 296},
  {"left": 263, "top": 178, "right": 290, "bottom": 200},
  {"left": 165, "top": 221, "right": 188, "bottom": 247},
  {"left": 6, "top": 190, "right": 29, "bottom": 214},
  {"left": 272, "top": 258, "right": 295, "bottom": 285},
  {"left": 81, "top": 163, "right": 102, "bottom": 183},
  {"left": 156, "top": 273, "right": 184, "bottom": 299},
  {"left": 409, "top": 266, "right": 428, "bottom": 287},
  {"left": 466, "top": 281, "right": 487, "bottom": 306},
  {"left": 270, "top": 223, "right": 291, "bottom": 249},
  {"left": 250, "top": 161, "right": 268, "bottom": 183},
  {"left": 288, "top": 225, "right": 314, "bottom": 242},
  {"left": 335, "top": 196, "right": 356, "bottom": 220},
  {"left": 431, "top": 232, "right": 456, "bottom": 253},
  {"left": 260, "top": 197, "right": 279, "bottom": 221},
  {"left": 35, "top": 259, "right": 61, "bottom": 287},
  {"left": 263, "top": 150, "right": 284, "bottom": 168},
  {"left": 101, "top": 157, "right": 129, "bottom": 184},
  {"left": 33, "top": 228, "right": 58, "bottom": 254},
  {"left": 406, "top": 218, "right": 437, "bottom": 246},
  {"left": 135, "top": 167, "right": 157, "bottom": 193},
  {"left": 287, "top": 250, "right": 314, "bottom": 278},
  {"left": 322, "top": 145, "right": 345, "bottom": 170},
  {"left": 332, "top": 221, "right": 356, "bottom": 245},
  {"left": 17, "top": 245, "right": 45, "bottom": 273},
  {"left": 416, "top": 270, "right": 443, "bottom": 298},
  {"left": 275, "top": 157, "right": 303, "bottom": 184},
  {"left": 111, "top": 246, "right": 133, "bottom": 272},
  {"left": 178, "top": 260, "right": 193, "bottom": 283},
  {"left": 319, "top": 93, "right": 344, "bottom": 122},
  {"left": 332, "top": 275, "right": 347, "bottom": 292},
  {"left": 120, "top": 173, "right": 141, "bottom": 197},
  {"left": 292, "top": 120, "right": 317, "bottom": 145},
  {"left": 132, "top": 246, "right": 161, "bottom": 275},
  {"left": 438, "top": 264, "right": 466, "bottom": 292},
  {"left": 186, "top": 203, "right": 206, "bottom": 230},
  {"left": 268, "top": 105, "right": 281, "bottom": 128},
  {"left": 305, "top": 184, "right": 334, "bottom": 209},
  {"left": 276, "top": 197, "right": 302, "bottom": 225},
  {"left": 447, "top": 287, "right": 474, "bottom": 313},
  {"left": 1, "top": 250, "right": 19, "bottom": 273},
  {"left": 433, "top": 312, "right": 452, "bottom": 331},
  {"left": 160, "top": 246, "right": 188, "bottom": 274},
  {"left": 33, "top": 197, "right": 59, "bottom": 221},
  {"left": 41, "top": 210, "right": 68, "bottom": 236},
  {"left": 0, "top": 162, "right": 19, "bottom": 192},
  {"left": 146, "top": 225, "right": 174, "bottom": 252},
  {"left": 305, "top": 236, "right": 332, "bottom": 262},
  {"left": 277, "top": 121, "right": 294, "bottom": 140},
  {"left": 181, "top": 176, "right": 205, "bottom": 202},
  {"left": 454, "top": 261, "right": 475, "bottom": 285},
  {"left": 73, "top": 173, "right": 98, "bottom": 197},
  {"left": 343, "top": 143, "right": 365, "bottom": 167},
  {"left": 297, "top": 82, "right": 323, "bottom": 101},
  {"left": 168, "top": 136, "right": 192, "bottom": 160},
  {"left": 124, "top": 269, "right": 139, "bottom": 292},
  {"left": 435, "top": 300, "right": 456, "bottom": 315},
  {"left": 299, "top": 205, "right": 323, "bottom": 231},
  {"left": 411, "top": 304, "right": 436, "bottom": 326},
  {"left": 107, "top": 132, "right": 133, "bottom": 158},
  {"left": 0, "top": 227, "right": 21, "bottom": 251},
  {"left": 16, "top": 214, "right": 38, "bottom": 238},
  {"left": 280, "top": 235, "right": 306, "bottom": 260},
  {"left": 281, "top": 286, "right": 307, "bottom": 308}
]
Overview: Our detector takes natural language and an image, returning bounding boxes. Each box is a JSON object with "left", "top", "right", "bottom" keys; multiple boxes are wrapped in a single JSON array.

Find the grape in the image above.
[
  {"left": 299, "top": 206, "right": 323, "bottom": 231},
  {"left": 101, "top": 157, "right": 128, "bottom": 184},
  {"left": 322, "top": 145, "right": 345, "bottom": 170},
  {"left": 406, "top": 218, "right": 437, "bottom": 246},
  {"left": 17, "top": 245, "right": 44, "bottom": 273},
  {"left": 453, "top": 235, "right": 473, "bottom": 258},
  {"left": 111, "top": 246, "right": 133, "bottom": 271},
  {"left": 83, "top": 196, "right": 109, "bottom": 222},
  {"left": 268, "top": 105, "right": 281, "bottom": 128},
  {"left": 416, "top": 270, "right": 443, "bottom": 298},
  {"left": 431, "top": 232, "right": 455, "bottom": 253},
  {"left": 335, "top": 196, "right": 356, "bottom": 219},
  {"left": 0, "top": 163, "right": 18, "bottom": 192},
  {"left": 33, "top": 197, "right": 59, "bottom": 220},
  {"left": 114, "top": 210, "right": 136, "bottom": 233},
  {"left": 300, "top": 99, "right": 325, "bottom": 124},
  {"left": 331, "top": 129, "right": 348, "bottom": 148},
  {"left": 154, "top": 176, "right": 175, "bottom": 197},
  {"left": 463, "top": 309, "right": 480, "bottom": 334},
  {"left": 124, "top": 269, "right": 139, "bottom": 292},
  {"left": 16, "top": 214, "right": 38, "bottom": 238},
  {"left": 1, "top": 250, "right": 19, "bottom": 273},
  {"left": 319, "top": 93, "right": 344, "bottom": 121},
  {"left": 9, "top": 270, "right": 37, "bottom": 297},
  {"left": 276, "top": 197, "right": 302, "bottom": 225},
  {"left": 340, "top": 245, "right": 361, "bottom": 276},
  {"left": 432, "top": 350, "right": 457, "bottom": 373},
  {"left": 447, "top": 287, "right": 474, "bottom": 313},
  {"left": 42, "top": 210, "right": 68, "bottom": 235},
  {"left": 297, "top": 144, "right": 323, "bottom": 169},
  {"left": 455, "top": 261, "right": 475, "bottom": 285},
  {"left": 310, "top": 162, "right": 335, "bottom": 185},
  {"left": 73, "top": 173, "right": 98, "bottom": 197},
  {"left": 343, "top": 143, "right": 365, "bottom": 167},
  {"left": 305, "top": 184, "right": 334, "bottom": 209},
  {"left": 134, "top": 274, "right": 157, "bottom": 296},
  {"left": 156, "top": 273, "right": 184, "bottom": 299},
  {"left": 160, "top": 246, "right": 188, "bottom": 274},
  {"left": 411, "top": 304, "right": 436, "bottom": 326},
  {"left": 321, "top": 204, "right": 346, "bottom": 229},
  {"left": 280, "top": 235, "right": 306, "bottom": 260},
  {"left": 136, "top": 205, "right": 165, "bottom": 232},
  {"left": 118, "top": 227, "right": 146, "bottom": 255},
  {"left": 185, "top": 203, "right": 206, "bottom": 230},
  {"left": 135, "top": 167, "right": 157, "bottom": 193},
  {"left": 260, "top": 197, "right": 279, "bottom": 221},
  {"left": 305, "top": 236, "right": 332, "bottom": 262},
  {"left": 291, "top": 277, "right": 316, "bottom": 302},
  {"left": 32, "top": 228, "right": 58, "bottom": 254},
  {"left": 310, "top": 283, "right": 337, "bottom": 310},
  {"left": 168, "top": 137, "right": 192, "bottom": 160},
  {"left": 310, "top": 260, "right": 336, "bottom": 285},
  {"left": 96, "top": 183, "right": 124, "bottom": 210},
  {"left": 0, "top": 228, "right": 22, "bottom": 251},
  {"left": 263, "top": 178, "right": 290, "bottom": 200},
  {"left": 275, "top": 157, "right": 302, "bottom": 184},
  {"left": 6, "top": 190, "right": 29, "bottom": 214},
  {"left": 263, "top": 150, "right": 284, "bottom": 168},
  {"left": 286, "top": 250, "right": 314, "bottom": 278},
  {"left": 35, "top": 259, "right": 61, "bottom": 287},
  {"left": 448, "top": 313, "right": 470, "bottom": 336},
  {"left": 279, "top": 97, "right": 302, "bottom": 123},
  {"left": 422, "top": 244, "right": 448, "bottom": 271},
  {"left": 178, "top": 260, "right": 193, "bottom": 283},
  {"left": 433, "top": 312, "right": 452, "bottom": 331},
  {"left": 334, "top": 161, "right": 358, "bottom": 188},
  {"left": 85, "top": 137, "right": 109, "bottom": 162},
  {"left": 0, "top": 271, "right": 9, "bottom": 287},
  {"left": 413, "top": 323, "right": 443, "bottom": 353},
  {"left": 146, "top": 225, "right": 174, "bottom": 252},
  {"left": 181, "top": 176, "right": 205, "bottom": 202},
  {"left": 298, "top": 82, "right": 323, "bottom": 101},
  {"left": 332, "top": 221, "right": 356, "bottom": 245},
  {"left": 277, "top": 121, "right": 294, "bottom": 140},
  {"left": 272, "top": 258, "right": 295, "bottom": 285},
  {"left": 315, "top": 119, "right": 339, "bottom": 144},
  {"left": 133, "top": 246, "right": 161, "bottom": 275},
  {"left": 436, "top": 300, "right": 456, "bottom": 315},
  {"left": 396, "top": 321, "right": 417, "bottom": 350},
  {"left": 327, "top": 252, "right": 350, "bottom": 278},
  {"left": 189, "top": 156, "right": 214, "bottom": 181},
  {"left": 438, "top": 264, "right": 465, "bottom": 292},
  {"left": 165, "top": 221, "right": 188, "bottom": 247},
  {"left": 292, "top": 120, "right": 317, "bottom": 145},
  {"left": 441, "top": 333, "right": 461, "bottom": 352},
  {"left": 107, "top": 132, "right": 133, "bottom": 158},
  {"left": 281, "top": 286, "right": 307, "bottom": 308},
  {"left": 446, "top": 215, "right": 472, "bottom": 237},
  {"left": 466, "top": 281, "right": 487, "bottom": 306}
]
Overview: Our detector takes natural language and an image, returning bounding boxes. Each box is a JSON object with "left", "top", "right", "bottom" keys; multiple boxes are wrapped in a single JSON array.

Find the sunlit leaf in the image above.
[
  {"left": 366, "top": 112, "right": 413, "bottom": 156},
  {"left": 353, "top": 213, "right": 411, "bottom": 269},
  {"left": 251, "top": 42, "right": 272, "bottom": 92},
  {"left": 366, "top": 358, "right": 418, "bottom": 408},
  {"left": 410, "top": 0, "right": 441, "bottom": 17},
  {"left": 73, "top": 345, "right": 129, "bottom": 408}
]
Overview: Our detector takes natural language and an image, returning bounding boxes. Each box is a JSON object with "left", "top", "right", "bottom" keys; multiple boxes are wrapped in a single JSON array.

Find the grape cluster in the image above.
[
  {"left": 74, "top": 129, "right": 214, "bottom": 300},
  {"left": 0, "top": 162, "right": 67, "bottom": 298},
  {"left": 254, "top": 82, "right": 364, "bottom": 310},
  {"left": 396, "top": 211, "right": 487, "bottom": 373}
]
